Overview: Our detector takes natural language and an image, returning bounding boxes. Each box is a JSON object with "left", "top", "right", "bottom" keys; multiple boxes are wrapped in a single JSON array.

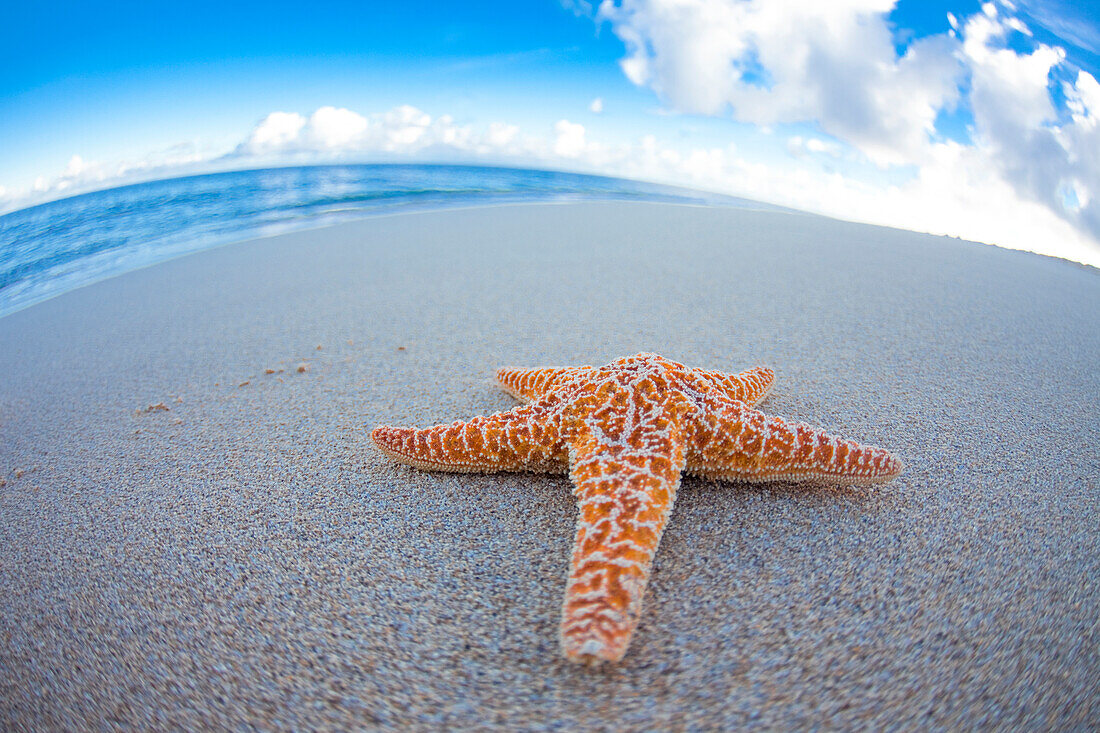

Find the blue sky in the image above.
[
  {"left": 2, "top": 1, "right": 622, "bottom": 178},
  {"left": 3, "top": 0, "right": 1100, "bottom": 265}
]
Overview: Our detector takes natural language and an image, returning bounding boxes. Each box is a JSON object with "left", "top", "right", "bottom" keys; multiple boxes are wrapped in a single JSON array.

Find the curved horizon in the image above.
[
  {"left": 0, "top": 163, "right": 801, "bottom": 318},
  {"left": 3, "top": 2, "right": 1100, "bottom": 269}
]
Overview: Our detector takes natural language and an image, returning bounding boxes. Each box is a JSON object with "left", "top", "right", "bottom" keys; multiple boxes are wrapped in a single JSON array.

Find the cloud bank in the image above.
[
  {"left": 10, "top": 97, "right": 1100, "bottom": 267},
  {"left": 595, "top": 0, "right": 1100, "bottom": 258},
  {"left": 601, "top": 0, "right": 964, "bottom": 167}
]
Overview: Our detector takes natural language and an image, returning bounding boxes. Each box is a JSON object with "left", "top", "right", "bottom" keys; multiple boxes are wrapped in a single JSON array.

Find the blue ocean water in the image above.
[{"left": 0, "top": 164, "right": 775, "bottom": 317}]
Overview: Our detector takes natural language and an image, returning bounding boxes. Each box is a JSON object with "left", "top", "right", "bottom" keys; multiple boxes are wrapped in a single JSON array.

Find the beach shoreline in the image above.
[{"left": 0, "top": 164, "right": 797, "bottom": 320}]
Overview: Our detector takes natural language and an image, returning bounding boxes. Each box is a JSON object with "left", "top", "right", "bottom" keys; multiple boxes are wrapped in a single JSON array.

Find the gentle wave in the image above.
[{"left": 0, "top": 164, "right": 777, "bottom": 317}]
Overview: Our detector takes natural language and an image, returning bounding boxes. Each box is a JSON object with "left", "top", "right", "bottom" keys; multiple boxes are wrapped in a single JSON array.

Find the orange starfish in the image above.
[{"left": 372, "top": 353, "right": 903, "bottom": 664}]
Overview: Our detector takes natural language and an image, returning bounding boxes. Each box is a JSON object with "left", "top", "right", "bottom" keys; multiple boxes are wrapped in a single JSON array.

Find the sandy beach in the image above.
[{"left": 1, "top": 201, "right": 1097, "bottom": 729}]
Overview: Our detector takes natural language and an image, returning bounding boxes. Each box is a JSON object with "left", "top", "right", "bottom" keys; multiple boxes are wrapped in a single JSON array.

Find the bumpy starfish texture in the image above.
[{"left": 371, "top": 353, "right": 902, "bottom": 664}]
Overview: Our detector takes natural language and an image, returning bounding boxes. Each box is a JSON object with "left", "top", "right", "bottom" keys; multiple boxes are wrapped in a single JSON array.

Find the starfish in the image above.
[{"left": 371, "top": 353, "right": 902, "bottom": 664}]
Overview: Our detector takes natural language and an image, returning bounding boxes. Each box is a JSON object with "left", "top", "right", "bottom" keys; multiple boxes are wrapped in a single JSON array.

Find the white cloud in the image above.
[
  {"left": 553, "top": 120, "right": 588, "bottom": 157},
  {"left": 240, "top": 111, "right": 307, "bottom": 154},
  {"left": 787, "top": 136, "right": 840, "bottom": 157},
  {"left": 308, "top": 106, "right": 369, "bottom": 148},
  {"left": 487, "top": 122, "right": 519, "bottom": 147},
  {"left": 1066, "top": 69, "right": 1100, "bottom": 126},
  {"left": 597, "top": 0, "right": 964, "bottom": 166},
  {"left": 377, "top": 105, "right": 430, "bottom": 148},
  {"left": 62, "top": 155, "right": 89, "bottom": 178},
  {"left": 589, "top": 97, "right": 604, "bottom": 113},
  {"left": 232, "top": 105, "right": 486, "bottom": 159},
  {"left": 958, "top": 6, "right": 1100, "bottom": 243},
  {"left": 2, "top": 143, "right": 214, "bottom": 211},
  {"left": 236, "top": 107, "right": 365, "bottom": 155}
]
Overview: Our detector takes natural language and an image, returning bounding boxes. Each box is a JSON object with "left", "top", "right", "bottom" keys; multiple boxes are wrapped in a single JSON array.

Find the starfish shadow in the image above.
[{"left": 683, "top": 474, "right": 883, "bottom": 506}]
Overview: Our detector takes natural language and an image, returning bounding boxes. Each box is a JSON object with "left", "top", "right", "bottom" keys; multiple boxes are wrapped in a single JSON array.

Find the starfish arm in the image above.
[
  {"left": 371, "top": 403, "right": 566, "bottom": 473},
  {"left": 687, "top": 396, "right": 903, "bottom": 485},
  {"left": 496, "top": 365, "right": 594, "bottom": 402},
  {"left": 560, "top": 424, "right": 686, "bottom": 664},
  {"left": 690, "top": 365, "right": 775, "bottom": 407}
]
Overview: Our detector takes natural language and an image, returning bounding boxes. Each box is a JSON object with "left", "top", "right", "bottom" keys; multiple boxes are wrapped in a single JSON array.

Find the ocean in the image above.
[{"left": 0, "top": 164, "right": 776, "bottom": 318}]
